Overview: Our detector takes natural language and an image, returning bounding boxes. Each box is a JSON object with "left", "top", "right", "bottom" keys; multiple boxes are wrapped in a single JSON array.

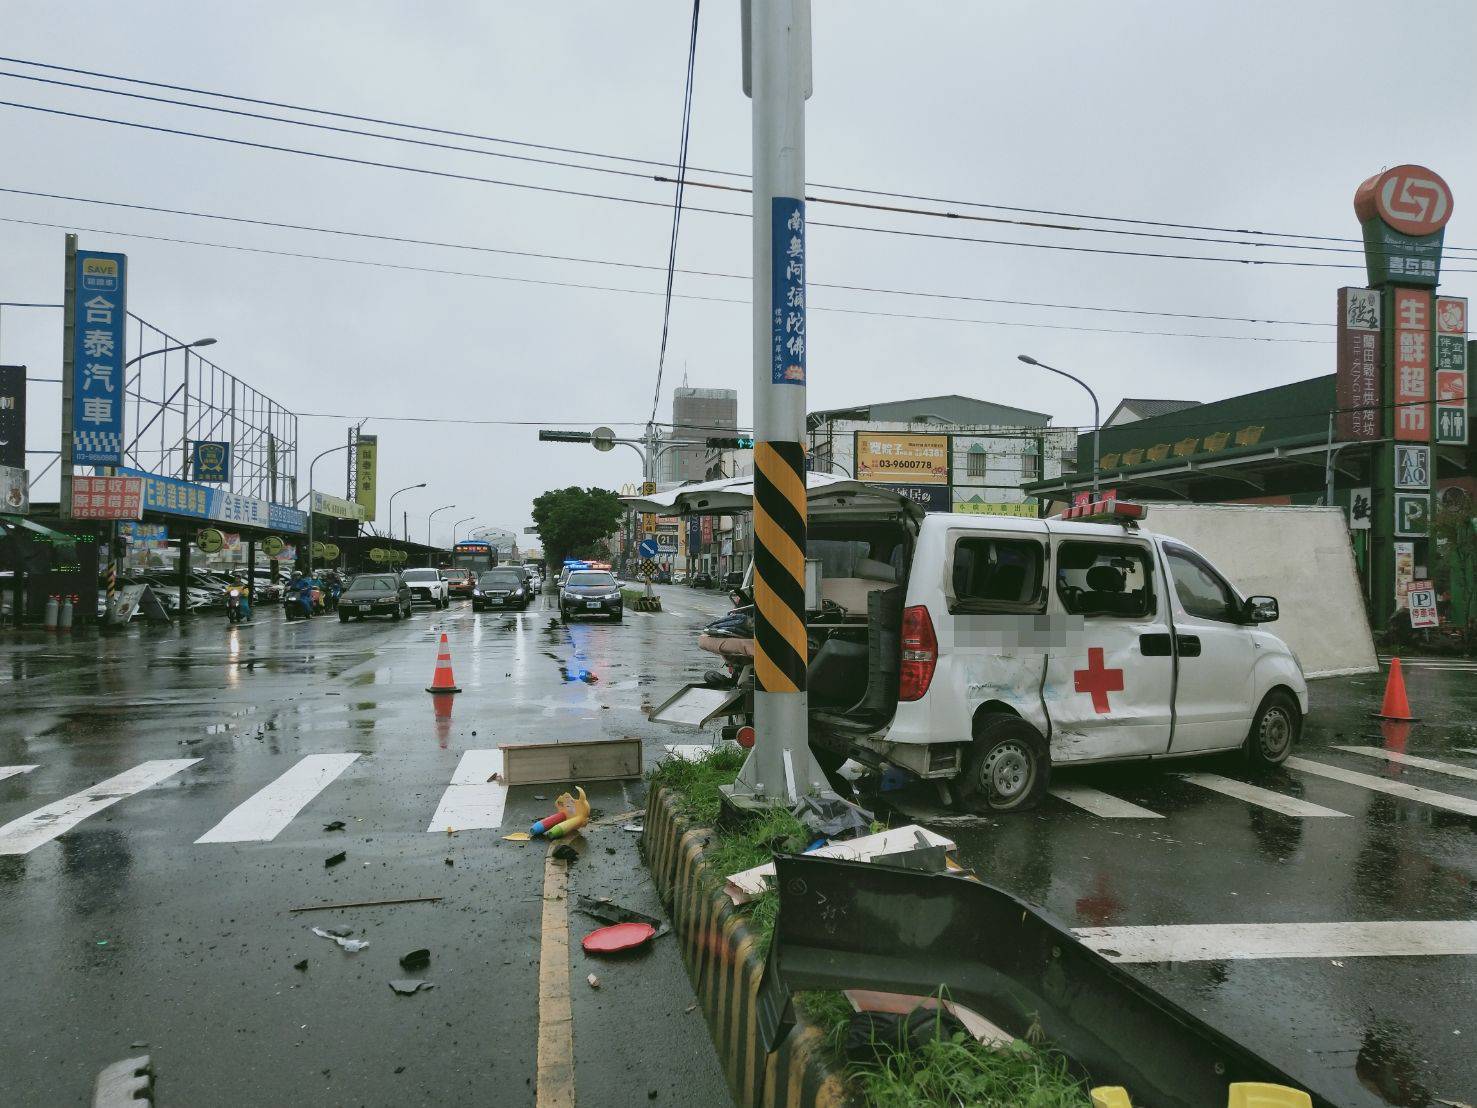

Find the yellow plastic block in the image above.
[
  {"left": 1089, "top": 1089, "right": 1133, "bottom": 1108},
  {"left": 1227, "top": 1083, "right": 1314, "bottom": 1108}
]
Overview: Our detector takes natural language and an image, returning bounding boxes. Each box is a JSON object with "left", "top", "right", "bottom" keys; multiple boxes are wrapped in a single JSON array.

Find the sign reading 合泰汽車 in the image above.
[
  {"left": 354, "top": 434, "right": 377, "bottom": 520},
  {"left": 854, "top": 432, "right": 949, "bottom": 485},
  {"left": 1335, "top": 287, "right": 1382, "bottom": 441},
  {"left": 71, "top": 250, "right": 127, "bottom": 466},
  {"left": 1393, "top": 288, "right": 1433, "bottom": 442},
  {"left": 770, "top": 196, "right": 806, "bottom": 386},
  {"left": 1435, "top": 296, "right": 1468, "bottom": 445},
  {"left": 1407, "top": 581, "right": 1439, "bottom": 628},
  {"left": 70, "top": 475, "right": 144, "bottom": 520},
  {"left": 191, "top": 440, "right": 232, "bottom": 483}
]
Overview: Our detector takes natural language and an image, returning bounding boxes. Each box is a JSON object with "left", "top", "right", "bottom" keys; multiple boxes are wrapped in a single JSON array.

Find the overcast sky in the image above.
[{"left": 2, "top": 1, "right": 1473, "bottom": 544}]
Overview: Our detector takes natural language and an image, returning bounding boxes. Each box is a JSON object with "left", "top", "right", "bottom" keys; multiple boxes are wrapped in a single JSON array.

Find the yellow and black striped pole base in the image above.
[{"left": 753, "top": 441, "right": 807, "bottom": 694}]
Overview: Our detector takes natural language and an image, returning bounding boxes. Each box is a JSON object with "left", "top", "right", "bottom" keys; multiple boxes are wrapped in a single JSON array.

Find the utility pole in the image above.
[{"left": 724, "top": 0, "right": 828, "bottom": 812}]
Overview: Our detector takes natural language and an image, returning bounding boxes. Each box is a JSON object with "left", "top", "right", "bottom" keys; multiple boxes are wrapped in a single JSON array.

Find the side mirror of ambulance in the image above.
[{"left": 1244, "top": 595, "right": 1279, "bottom": 623}]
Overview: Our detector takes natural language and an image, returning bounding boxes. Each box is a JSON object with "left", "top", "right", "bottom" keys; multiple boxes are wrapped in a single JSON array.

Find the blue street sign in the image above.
[
  {"left": 638, "top": 538, "right": 659, "bottom": 559},
  {"left": 191, "top": 440, "right": 231, "bottom": 483},
  {"left": 71, "top": 250, "right": 127, "bottom": 465},
  {"left": 770, "top": 196, "right": 806, "bottom": 386}
]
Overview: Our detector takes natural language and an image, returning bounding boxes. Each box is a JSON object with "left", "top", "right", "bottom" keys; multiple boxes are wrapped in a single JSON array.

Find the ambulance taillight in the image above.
[{"left": 899, "top": 605, "right": 938, "bottom": 701}]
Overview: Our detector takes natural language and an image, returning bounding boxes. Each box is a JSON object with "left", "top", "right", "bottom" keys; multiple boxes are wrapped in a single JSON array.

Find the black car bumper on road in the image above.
[
  {"left": 339, "top": 595, "right": 409, "bottom": 620},
  {"left": 559, "top": 591, "right": 623, "bottom": 620},
  {"left": 472, "top": 589, "right": 529, "bottom": 611}
]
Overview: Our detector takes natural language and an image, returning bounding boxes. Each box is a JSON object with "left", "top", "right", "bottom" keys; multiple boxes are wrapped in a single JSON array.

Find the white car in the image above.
[
  {"left": 649, "top": 479, "right": 1308, "bottom": 813},
  {"left": 400, "top": 567, "right": 450, "bottom": 608}
]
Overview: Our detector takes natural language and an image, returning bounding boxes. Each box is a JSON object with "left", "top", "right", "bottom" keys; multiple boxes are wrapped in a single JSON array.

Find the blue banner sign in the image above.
[
  {"left": 71, "top": 250, "right": 127, "bottom": 465},
  {"left": 116, "top": 467, "right": 308, "bottom": 534},
  {"left": 191, "top": 440, "right": 231, "bottom": 483},
  {"left": 770, "top": 197, "right": 806, "bottom": 386}
]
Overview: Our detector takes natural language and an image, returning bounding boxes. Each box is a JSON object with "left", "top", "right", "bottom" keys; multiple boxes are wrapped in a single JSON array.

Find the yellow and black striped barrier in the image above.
[
  {"left": 644, "top": 787, "right": 853, "bottom": 1108},
  {"left": 753, "top": 441, "right": 809, "bottom": 695}
]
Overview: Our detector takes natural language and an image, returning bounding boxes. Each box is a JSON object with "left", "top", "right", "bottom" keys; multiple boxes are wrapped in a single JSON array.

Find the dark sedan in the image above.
[
  {"left": 473, "top": 568, "right": 531, "bottom": 611},
  {"left": 338, "top": 573, "right": 412, "bottom": 622},
  {"left": 558, "top": 570, "right": 623, "bottom": 622}
]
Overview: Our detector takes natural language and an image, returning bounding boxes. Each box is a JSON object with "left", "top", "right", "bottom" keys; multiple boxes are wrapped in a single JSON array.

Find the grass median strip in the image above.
[{"left": 648, "top": 747, "right": 1093, "bottom": 1106}]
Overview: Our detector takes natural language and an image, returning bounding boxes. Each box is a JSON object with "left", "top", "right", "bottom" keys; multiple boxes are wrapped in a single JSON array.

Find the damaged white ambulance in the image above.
[{"left": 635, "top": 476, "right": 1308, "bottom": 813}]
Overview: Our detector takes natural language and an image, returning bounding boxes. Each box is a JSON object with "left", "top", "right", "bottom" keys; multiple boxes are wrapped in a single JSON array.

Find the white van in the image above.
[{"left": 638, "top": 476, "right": 1308, "bottom": 813}]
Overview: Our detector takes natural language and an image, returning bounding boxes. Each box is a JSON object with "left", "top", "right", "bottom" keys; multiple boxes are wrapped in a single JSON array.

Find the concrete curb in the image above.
[{"left": 644, "top": 787, "right": 855, "bottom": 1108}]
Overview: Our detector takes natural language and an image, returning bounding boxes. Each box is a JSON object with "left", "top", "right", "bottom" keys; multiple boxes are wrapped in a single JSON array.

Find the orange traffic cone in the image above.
[
  {"left": 426, "top": 632, "right": 461, "bottom": 694},
  {"left": 1372, "top": 657, "right": 1417, "bottom": 721}
]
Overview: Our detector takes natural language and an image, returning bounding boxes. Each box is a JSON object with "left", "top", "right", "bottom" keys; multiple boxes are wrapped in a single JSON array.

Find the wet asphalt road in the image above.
[
  {"left": 889, "top": 659, "right": 1477, "bottom": 1107},
  {"left": 4, "top": 588, "right": 1477, "bottom": 1107},
  {"left": 0, "top": 583, "right": 734, "bottom": 1107}
]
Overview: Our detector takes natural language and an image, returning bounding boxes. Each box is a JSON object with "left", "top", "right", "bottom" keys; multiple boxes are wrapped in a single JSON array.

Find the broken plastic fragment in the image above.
[
  {"left": 503, "top": 832, "right": 531, "bottom": 842},
  {"left": 587, "top": 973, "right": 601, "bottom": 989},
  {"left": 399, "top": 949, "right": 431, "bottom": 971},
  {"left": 323, "top": 820, "right": 346, "bottom": 832},
  {"left": 325, "top": 851, "right": 346, "bottom": 868},
  {"left": 293, "top": 959, "right": 309, "bottom": 972},
  {"left": 312, "top": 927, "right": 369, "bottom": 953},
  {"left": 388, "top": 979, "right": 435, "bottom": 995}
]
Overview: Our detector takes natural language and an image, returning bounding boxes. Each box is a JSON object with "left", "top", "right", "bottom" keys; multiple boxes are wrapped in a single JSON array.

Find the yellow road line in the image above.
[{"left": 536, "top": 849, "right": 575, "bottom": 1108}]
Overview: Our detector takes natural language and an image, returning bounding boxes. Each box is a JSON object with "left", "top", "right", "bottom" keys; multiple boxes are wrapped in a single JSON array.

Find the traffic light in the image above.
[
  {"left": 538, "top": 430, "right": 593, "bottom": 443},
  {"left": 706, "top": 435, "right": 756, "bottom": 449}
]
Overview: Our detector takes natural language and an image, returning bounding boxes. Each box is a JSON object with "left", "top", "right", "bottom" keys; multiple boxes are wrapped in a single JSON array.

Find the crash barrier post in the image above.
[
  {"left": 425, "top": 632, "right": 461, "bottom": 694},
  {"left": 643, "top": 787, "right": 855, "bottom": 1108},
  {"left": 1374, "top": 657, "right": 1417, "bottom": 721}
]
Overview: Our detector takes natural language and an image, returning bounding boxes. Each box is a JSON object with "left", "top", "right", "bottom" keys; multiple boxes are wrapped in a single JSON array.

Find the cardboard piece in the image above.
[
  {"left": 499, "top": 737, "right": 642, "bottom": 786},
  {"left": 843, "top": 989, "right": 1014, "bottom": 1049}
]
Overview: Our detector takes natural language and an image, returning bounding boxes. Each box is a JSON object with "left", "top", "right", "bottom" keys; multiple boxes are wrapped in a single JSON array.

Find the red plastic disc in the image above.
[{"left": 581, "top": 922, "right": 656, "bottom": 954}]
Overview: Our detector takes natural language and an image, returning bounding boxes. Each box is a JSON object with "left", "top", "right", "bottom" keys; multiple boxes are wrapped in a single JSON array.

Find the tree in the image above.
[{"left": 530, "top": 487, "right": 624, "bottom": 566}]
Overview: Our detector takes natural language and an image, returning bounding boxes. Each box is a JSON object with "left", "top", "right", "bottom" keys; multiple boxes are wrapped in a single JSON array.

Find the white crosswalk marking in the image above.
[
  {"left": 0, "top": 766, "right": 39, "bottom": 782},
  {"left": 1178, "top": 772, "right": 1349, "bottom": 818},
  {"left": 1074, "top": 920, "right": 1477, "bottom": 963},
  {"left": 1334, "top": 745, "right": 1477, "bottom": 784},
  {"left": 1048, "top": 785, "right": 1163, "bottom": 819},
  {"left": 0, "top": 759, "right": 199, "bottom": 855},
  {"left": 427, "top": 750, "right": 507, "bottom": 833},
  {"left": 1287, "top": 756, "right": 1477, "bottom": 817},
  {"left": 1459, "top": 748, "right": 1477, "bottom": 758},
  {"left": 1378, "top": 656, "right": 1477, "bottom": 671},
  {"left": 196, "top": 753, "right": 362, "bottom": 844}
]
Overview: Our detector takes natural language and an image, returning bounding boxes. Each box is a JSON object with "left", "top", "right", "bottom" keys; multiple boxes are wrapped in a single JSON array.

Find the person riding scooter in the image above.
[
  {"left": 286, "top": 570, "right": 316, "bottom": 620},
  {"left": 225, "top": 582, "right": 252, "bottom": 623}
]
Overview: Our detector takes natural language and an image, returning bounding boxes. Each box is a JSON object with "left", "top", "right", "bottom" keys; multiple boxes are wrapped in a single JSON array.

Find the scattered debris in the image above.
[
  {"left": 503, "top": 832, "right": 531, "bottom": 842},
  {"left": 399, "top": 949, "right": 431, "bottom": 972},
  {"left": 552, "top": 843, "right": 580, "bottom": 863},
  {"left": 92, "top": 1055, "right": 152, "bottom": 1108},
  {"left": 575, "top": 896, "right": 669, "bottom": 939},
  {"left": 623, "top": 824, "right": 644, "bottom": 834},
  {"left": 586, "top": 973, "right": 601, "bottom": 989},
  {"left": 388, "top": 979, "right": 435, "bottom": 995},
  {"left": 582, "top": 921, "right": 657, "bottom": 955},
  {"left": 685, "top": 1004, "right": 696, "bottom": 1013},
  {"left": 604, "top": 847, "right": 616, "bottom": 856},
  {"left": 545, "top": 787, "right": 592, "bottom": 840},
  {"left": 290, "top": 895, "right": 442, "bottom": 913},
  {"left": 502, "top": 737, "right": 640, "bottom": 785},
  {"left": 487, "top": 772, "right": 502, "bottom": 783},
  {"left": 394, "top": 1066, "right": 405, "bottom": 1075},
  {"left": 792, "top": 794, "right": 873, "bottom": 840},
  {"left": 844, "top": 990, "right": 1013, "bottom": 1048},
  {"left": 293, "top": 959, "right": 309, "bottom": 972},
  {"left": 724, "top": 825, "right": 955, "bottom": 905},
  {"left": 323, "top": 821, "right": 346, "bottom": 832},
  {"left": 311, "top": 927, "right": 369, "bottom": 953},
  {"left": 444, "top": 858, "right": 454, "bottom": 866},
  {"left": 324, "top": 851, "right": 347, "bottom": 868},
  {"left": 533, "top": 795, "right": 547, "bottom": 801},
  {"left": 844, "top": 1007, "right": 970, "bottom": 1065}
]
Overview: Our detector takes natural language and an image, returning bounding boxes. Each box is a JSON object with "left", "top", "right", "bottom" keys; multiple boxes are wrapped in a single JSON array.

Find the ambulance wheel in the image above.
[
  {"left": 1244, "top": 689, "right": 1299, "bottom": 770},
  {"left": 960, "top": 714, "right": 1049, "bottom": 813}
]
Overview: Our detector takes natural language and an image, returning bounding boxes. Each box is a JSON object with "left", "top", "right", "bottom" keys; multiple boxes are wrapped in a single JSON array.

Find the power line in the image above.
[
  {"left": 0, "top": 69, "right": 1404, "bottom": 260},
  {"left": 649, "top": 0, "right": 701, "bottom": 428},
  {"left": 6, "top": 53, "right": 1473, "bottom": 256},
  {"left": 0, "top": 214, "right": 1334, "bottom": 344},
  {"left": 0, "top": 187, "right": 1336, "bottom": 326},
  {"left": 7, "top": 98, "right": 1463, "bottom": 272}
]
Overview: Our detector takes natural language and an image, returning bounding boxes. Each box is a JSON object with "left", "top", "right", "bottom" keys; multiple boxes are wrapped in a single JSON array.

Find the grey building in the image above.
[{"left": 658, "top": 387, "right": 738, "bottom": 487}]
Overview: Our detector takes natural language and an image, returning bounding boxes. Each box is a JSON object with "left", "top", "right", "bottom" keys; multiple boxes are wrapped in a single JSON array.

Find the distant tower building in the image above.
[{"left": 659, "top": 387, "right": 738, "bottom": 486}]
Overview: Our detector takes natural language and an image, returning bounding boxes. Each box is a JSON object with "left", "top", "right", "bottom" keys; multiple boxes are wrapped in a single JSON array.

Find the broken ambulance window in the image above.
[
  {"left": 1055, "top": 541, "right": 1155, "bottom": 618},
  {"left": 949, "top": 537, "right": 1045, "bottom": 612}
]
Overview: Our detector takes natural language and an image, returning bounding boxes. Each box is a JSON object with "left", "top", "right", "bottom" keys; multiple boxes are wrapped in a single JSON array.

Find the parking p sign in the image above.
[
  {"left": 1407, "top": 582, "right": 1439, "bottom": 628},
  {"left": 1394, "top": 493, "right": 1430, "bottom": 536}
]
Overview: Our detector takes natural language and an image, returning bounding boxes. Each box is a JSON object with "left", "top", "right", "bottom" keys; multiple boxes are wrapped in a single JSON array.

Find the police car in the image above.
[{"left": 642, "top": 477, "right": 1308, "bottom": 813}]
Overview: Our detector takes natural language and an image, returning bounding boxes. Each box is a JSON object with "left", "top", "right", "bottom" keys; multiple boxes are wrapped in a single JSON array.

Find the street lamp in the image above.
[
  {"left": 451, "top": 516, "right": 475, "bottom": 546},
  {"left": 1017, "top": 354, "right": 1101, "bottom": 496},
  {"left": 123, "top": 336, "right": 216, "bottom": 372},
  {"left": 427, "top": 504, "right": 455, "bottom": 550},
  {"left": 388, "top": 482, "right": 426, "bottom": 542},
  {"left": 302, "top": 442, "right": 354, "bottom": 571}
]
